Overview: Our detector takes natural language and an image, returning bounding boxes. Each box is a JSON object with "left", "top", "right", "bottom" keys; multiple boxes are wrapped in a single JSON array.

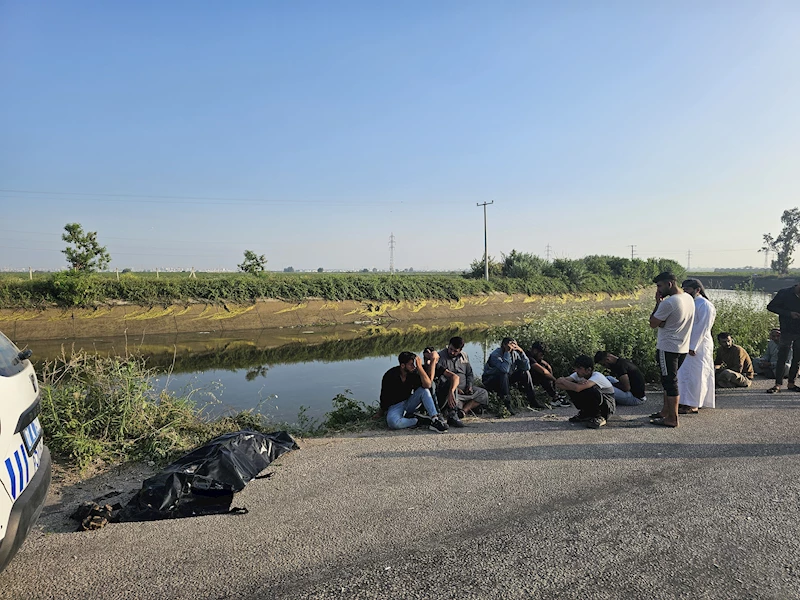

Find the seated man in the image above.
[
  {"left": 555, "top": 354, "right": 616, "bottom": 429},
  {"left": 593, "top": 351, "right": 648, "bottom": 406},
  {"left": 431, "top": 337, "right": 489, "bottom": 427},
  {"left": 380, "top": 351, "right": 449, "bottom": 433},
  {"left": 483, "top": 337, "right": 550, "bottom": 414},
  {"left": 525, "top": 341, "right": 570, "bottom": 407},
  {"left": 754, "top": 329, "right": 791, "bottom": 379},
  {"left": 714, "top": 332, "right": 754, "bottom": 388}
]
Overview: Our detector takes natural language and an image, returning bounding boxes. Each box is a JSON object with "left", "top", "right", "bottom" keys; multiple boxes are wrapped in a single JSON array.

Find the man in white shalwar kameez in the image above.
[{"left": 677, "top": 279, "right": 716, "bottom": 412}]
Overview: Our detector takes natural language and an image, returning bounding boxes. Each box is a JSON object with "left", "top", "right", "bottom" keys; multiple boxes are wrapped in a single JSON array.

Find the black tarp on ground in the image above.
[{"left": 118, "top": 430, "right": 298, "bottom": 522}]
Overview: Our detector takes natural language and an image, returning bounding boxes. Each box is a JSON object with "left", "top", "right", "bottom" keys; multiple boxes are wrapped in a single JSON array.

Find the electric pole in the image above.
[
  {"left": 629, "top": 245, "right": 636, "bottom": 260},
  {"left": 389, "top": 233, "right": 395, "bottom": 275},
  {"left": 687, "top": 249, "right": 691, "bottom": 271},
  {"left": 477, "top": 201, "right": 494, "bottom": 281}
]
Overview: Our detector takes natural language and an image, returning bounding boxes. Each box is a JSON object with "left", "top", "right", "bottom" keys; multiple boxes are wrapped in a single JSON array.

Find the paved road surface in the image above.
[{"left": 2, "top": 380, "right": 799, "bottom": 599}]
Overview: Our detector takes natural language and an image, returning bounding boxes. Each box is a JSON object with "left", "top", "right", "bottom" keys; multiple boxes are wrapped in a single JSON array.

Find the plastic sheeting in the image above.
[{"left": 119, "top": 430, "right": 298, "bottom": 522}]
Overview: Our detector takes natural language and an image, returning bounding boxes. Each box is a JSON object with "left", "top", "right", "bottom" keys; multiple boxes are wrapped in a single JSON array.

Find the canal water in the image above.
[{"left": 15, "top": 288, "right": 772, "bottom": 424}]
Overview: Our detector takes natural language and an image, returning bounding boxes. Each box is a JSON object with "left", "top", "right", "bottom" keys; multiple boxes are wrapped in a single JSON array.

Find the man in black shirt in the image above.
[
  {"left": 594, "top": 351, "right": 647, "bottom": 406},
  {"left": 766, "top": 283, "right": 800, "bottom": 393},
  {"left": 380, "top": 351, "right": 449, "bottom": 433}
]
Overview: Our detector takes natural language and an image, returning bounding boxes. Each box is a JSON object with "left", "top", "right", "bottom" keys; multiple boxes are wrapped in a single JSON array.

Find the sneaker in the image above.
[
  {"left": 456, "top": 409, "right": 466, "bottom": 419},
  {"left": 552, "top": 397, "right": 572, "bottom": 408},
  {"left": 412, "top": 412, "right": 433, "bottom": 429},
  {"left": 568, "top": 413, "right": 591, "bottom": 423},
  {"left": 429, "top": 415, "right": 449, "bottom": 433},
  {"left": 447, "top": 415, "right": 465, "bottom": 428},
  {"left": 586, "top": 416, "right": 607, "bottom": 429}
]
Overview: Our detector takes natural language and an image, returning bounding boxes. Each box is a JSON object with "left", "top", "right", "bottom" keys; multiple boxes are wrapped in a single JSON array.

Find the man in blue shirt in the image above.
[{"left": 482, "top": 337, "right": 549, "bottom": 414}]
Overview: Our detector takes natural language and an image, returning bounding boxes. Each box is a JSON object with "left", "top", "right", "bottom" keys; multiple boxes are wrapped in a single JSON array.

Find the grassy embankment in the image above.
[
  {"left": 39, "top": 291, "right": 774, "bottom": 472},
  {"left": 0, "top": 255, "right": 682, "bottom": 307}
]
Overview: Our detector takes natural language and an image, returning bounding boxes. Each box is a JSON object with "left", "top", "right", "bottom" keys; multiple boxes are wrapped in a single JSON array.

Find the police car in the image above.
[{"left": 0, "top": 330, "right": 51, "bottom": 572}]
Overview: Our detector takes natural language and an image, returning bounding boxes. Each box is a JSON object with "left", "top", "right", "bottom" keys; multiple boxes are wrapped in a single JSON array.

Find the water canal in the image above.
[{"left": 11, "top": 289, "right": 771, "bottom": 424}]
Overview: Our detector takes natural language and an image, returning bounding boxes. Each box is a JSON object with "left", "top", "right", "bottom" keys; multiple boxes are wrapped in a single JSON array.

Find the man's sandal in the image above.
[
  {"left": 767, "top": 386, "right": 781, "bottom": 394},
  {"left": 678, "top": 405, "right": 699, "bottom": 415}
]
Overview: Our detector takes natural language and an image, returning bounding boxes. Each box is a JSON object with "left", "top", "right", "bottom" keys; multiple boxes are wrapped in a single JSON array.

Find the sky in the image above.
[{"left": 1, "top": 1, "right": 799, "bottom": 272}]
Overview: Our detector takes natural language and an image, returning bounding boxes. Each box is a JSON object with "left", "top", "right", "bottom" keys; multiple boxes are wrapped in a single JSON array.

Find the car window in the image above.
[{"left": 0, "top": 332, "right": 26, "bottom": 377}]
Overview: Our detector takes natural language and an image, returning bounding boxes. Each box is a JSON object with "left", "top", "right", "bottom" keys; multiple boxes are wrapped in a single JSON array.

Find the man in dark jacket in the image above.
[{"left": 766, "top": 283, "right": 800, "bottom": 393}]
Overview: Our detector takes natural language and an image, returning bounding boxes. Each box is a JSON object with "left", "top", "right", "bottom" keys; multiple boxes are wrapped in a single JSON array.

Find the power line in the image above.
[
  {"left": 476, "top": 201, "right": 494, "bottom": 281},
  {"left": 389, "top": 233, "right": 396, "bottom": 275}
]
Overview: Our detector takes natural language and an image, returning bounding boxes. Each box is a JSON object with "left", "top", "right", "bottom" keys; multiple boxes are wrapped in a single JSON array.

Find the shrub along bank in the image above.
[{"left": 0, "top": 255, "right": 684, "bottom": 308}]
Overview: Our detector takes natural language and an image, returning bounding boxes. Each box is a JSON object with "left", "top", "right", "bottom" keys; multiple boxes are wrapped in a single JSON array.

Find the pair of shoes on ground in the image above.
[
  {"left": 568, "top": 413, "right": 605, "bottom": 428},
  {"left": 551, "top": 397, "right": 572, "bottom": 408},
  {"left": 413, "top": 412, "right": 449, "bottom": 433},
  {"left": 444, "top": 409, "right": 465, "bottom": 428},
  {"left": 769, "top": 383, "right": 800, "bottom": 393}
]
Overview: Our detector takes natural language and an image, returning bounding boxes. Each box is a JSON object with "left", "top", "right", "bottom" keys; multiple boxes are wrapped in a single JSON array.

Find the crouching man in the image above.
[
  {"left": 380, "top": 351, "right": 449, "bottom": 433},
  {"left": 431, "top": 337, "right": 490, "bottom": 427},
  {"left": 555, "top": 355, "right": 616, "bottom": 429}
]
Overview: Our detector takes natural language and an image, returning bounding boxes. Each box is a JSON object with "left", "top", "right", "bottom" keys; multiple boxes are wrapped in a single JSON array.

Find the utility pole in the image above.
[
  {"left": 545, "top": 244, "right": 552, "bottom": 262},
  {"left": 629, "top": 245, "right": 637, "bottom": 260},
  {"left": 764, "top": 248, "right": 770, "bottom": 272},
  {"left": 477, "top": 201, "right": 494, "bottom": 281},
  {"left": 687, "top": 250, "right": 691, "bottom": 271},
  {"left": 389, "top": 233, "right": 395, "bottom": 275}
]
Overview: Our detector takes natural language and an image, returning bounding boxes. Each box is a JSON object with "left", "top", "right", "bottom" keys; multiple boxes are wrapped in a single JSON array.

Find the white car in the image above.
[{"left": 0, "top": 331, "right": 51, "bottom": 572}]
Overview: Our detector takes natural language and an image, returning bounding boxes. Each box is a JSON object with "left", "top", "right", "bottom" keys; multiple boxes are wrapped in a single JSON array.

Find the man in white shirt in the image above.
[
  {"left": 555, "top": 354, "right": 616, "bottom": 429},
  {"left": 649, "top": 272, "right": 695, "bottom": 428}
]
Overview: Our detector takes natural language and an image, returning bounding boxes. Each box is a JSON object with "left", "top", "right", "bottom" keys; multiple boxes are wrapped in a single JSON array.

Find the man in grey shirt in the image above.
[
  {"left": 433, "top": 336, "right": 490, "bottom": 426},
  {"left": 649, "top": 271, "right": 695, "bottom": 428}
]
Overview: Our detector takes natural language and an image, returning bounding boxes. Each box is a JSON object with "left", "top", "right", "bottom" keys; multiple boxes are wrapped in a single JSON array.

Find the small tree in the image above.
[
  {"left": 283, "top": 266, "right": 295, "bottom": 273},
  {"left": 61, "top": 223, "right": 110, "bottom": 272},
  {"left": 317, "top": 267, "right": 324, "bottom": 273},
  {"left": 762, "top": 208, "right": 800, "bottom": 275},
  {"left": 238, "top": 250, "right": 267, "bottom": 274}
]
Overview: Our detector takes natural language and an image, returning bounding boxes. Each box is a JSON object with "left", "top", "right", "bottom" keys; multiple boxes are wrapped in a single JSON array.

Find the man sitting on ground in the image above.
[
  {"left": 714, "top": 333, "right": 754, "bottom": 388},
  {"left": 431, "top": 337, "right": 490, "bottom": 427},
  {"left": 754, "top": 329, "right": 791, "bottom": 379},
  {"left": 593, "top": 351, "right": 647, "bottom": 406},
  {"left": 380, "top": 351, "right": 449, "bottom": 433},
  {"left": 555, "top": 354, "right": 616, "bottom": 429},
  {"left": 526, "top": 342, "right": 571, "bottom": 407},
  {"left": 483, "top": 337, "right": 550, "bottom": 414}
]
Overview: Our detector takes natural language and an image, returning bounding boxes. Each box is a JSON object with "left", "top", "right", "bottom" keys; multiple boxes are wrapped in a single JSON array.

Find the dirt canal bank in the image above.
[{"left": 1, "top": 291, "right": 644, "bottom": 341}]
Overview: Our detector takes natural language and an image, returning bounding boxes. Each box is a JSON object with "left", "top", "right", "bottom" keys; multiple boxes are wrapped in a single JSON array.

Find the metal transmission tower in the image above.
[
  {"left": 687, "top": 249, "right": 691, "bottom": 271},
  {"left": 629, "top": 245, "right": 637, "bottom": 260},
  {"left": 477, "top": 201, "right": 494, "bottom": 281},
  {"left": 545, "top": 244, "right": 552, "bottom": 262},
  {"left": 389, "top": 233, "right": 396, "bottom": 275}
]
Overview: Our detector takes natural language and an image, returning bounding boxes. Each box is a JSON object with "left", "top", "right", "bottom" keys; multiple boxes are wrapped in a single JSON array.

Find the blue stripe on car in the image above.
[{"left": 5, "top": 458, "right": 16, "bottom": 499}]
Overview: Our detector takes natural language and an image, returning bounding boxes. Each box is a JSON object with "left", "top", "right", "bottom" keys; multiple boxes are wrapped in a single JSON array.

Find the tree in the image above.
[
  {"left": 61, "top": 223, "right": 110, "bottom": 272},
  {"left": 317, "top": 267, "right": 324, "bottom": 273},
  {"left": 283, "top": 266, "right": 295, "bottom": 273},
  {"left": 238, "top": 250, "right": 267, "bottom": 274},
  {"left": 762, "top": 208, "right": 800, "bottom": 274}
]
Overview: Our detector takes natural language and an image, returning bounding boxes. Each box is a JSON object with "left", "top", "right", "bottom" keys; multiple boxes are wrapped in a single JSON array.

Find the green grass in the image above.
[{"left": 0, "top": 255, "right": 684, "bottom": 308}]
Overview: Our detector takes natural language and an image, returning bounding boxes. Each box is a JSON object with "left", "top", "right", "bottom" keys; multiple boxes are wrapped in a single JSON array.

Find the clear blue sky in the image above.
[{"left": 1, "top": 1, "right": 799, "bottom": 272}]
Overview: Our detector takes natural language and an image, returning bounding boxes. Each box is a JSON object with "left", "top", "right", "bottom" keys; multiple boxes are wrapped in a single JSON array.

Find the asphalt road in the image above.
[{"left": 3, "top": 379, "right": 800, "bottom": 599}]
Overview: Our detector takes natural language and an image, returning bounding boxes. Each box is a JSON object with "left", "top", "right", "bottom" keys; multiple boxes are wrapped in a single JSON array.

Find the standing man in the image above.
[
  {"left": 649, "top": 272, "right": 695, "bottom": 428},
  {"left": 676, "top": 278, "right": 717, "bottom": 414},
  {"left": 714, "top": 333, "right": 754, "bottom": 388},
  {"left": 432, "top": 337, "right": 490, "bottom": 427},
  {"left": 380, "top": 351, "right": 449, "bottom": 433},
  {"left": 483, "top": 337, "right": 548, "bottom": 414},
  {"left": 593, "top": 351, "right": 647, "bottom": 406},
  {"left": 766, "top": 282, "right": 800, "bottom": 393}
]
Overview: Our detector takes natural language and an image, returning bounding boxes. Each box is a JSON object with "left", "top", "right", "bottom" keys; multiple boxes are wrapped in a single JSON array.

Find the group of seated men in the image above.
[
  {"left": 379, "top": 328, "right": 781, "bottom": 434},
  {"left": 379, "top": 336, "right": 649, "bottom": 432}
]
